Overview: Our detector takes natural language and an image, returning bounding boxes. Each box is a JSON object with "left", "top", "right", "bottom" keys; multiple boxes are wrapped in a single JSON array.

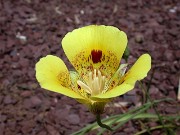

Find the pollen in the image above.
[{"left": 77, "top": 69, "right": 106, "bottom": 96}]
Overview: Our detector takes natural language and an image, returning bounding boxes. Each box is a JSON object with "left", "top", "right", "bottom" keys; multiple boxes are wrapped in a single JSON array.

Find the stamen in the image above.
[
  {"left": 98, "top": 70, "right": 102, "bottom": 85},
  {"left": 98, "top": 70, "right": 101, "bottom": 78},
  {"left": 89, "top": 72, "right": 92, "bottom": 82},
  {"left": 77, "top": 69, "right": 106, "bottom": 96},
  {"left": 93, "top": 69, "right": 96, "bottom": 79},
  {"left": 94, "top": 77, "right": 100, "bottom": 94},
  {"left": 77, "top": 80, "right": 92, "bottom": 94},
  {"left": 88, "top": 72, "right": 93, "bottom": 88}
]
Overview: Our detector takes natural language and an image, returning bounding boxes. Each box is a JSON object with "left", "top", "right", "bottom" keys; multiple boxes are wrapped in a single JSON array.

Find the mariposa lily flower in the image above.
[{"left": 35, "top": 25, "right": 151, "bottom": 115}]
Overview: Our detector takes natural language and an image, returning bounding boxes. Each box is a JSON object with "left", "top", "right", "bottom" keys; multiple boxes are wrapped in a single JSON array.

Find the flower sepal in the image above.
[{"left": 88, "top": 101, "right": 106, "bottom": 115}]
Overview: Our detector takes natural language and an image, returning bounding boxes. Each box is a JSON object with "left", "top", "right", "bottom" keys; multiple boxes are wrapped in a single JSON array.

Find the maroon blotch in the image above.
[{"left": 91, "top": 50, "right": 102, "bottom": 63}]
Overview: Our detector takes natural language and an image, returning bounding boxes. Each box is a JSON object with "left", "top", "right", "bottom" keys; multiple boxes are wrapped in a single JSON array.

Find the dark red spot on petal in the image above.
[
  {"left": 78, "top": 84, "right": 81, "bottom": 89},
  {"left": 91, "top": 50, "right": 102, "bottom": 63}
]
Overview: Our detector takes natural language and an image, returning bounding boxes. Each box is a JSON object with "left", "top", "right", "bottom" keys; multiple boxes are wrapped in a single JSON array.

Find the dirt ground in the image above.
[{"left": 0, "top": 0, "right": 180, "bottom": 135}]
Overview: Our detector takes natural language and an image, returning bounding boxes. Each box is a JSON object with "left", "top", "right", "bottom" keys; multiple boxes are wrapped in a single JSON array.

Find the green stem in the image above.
[
  {"left": 139, "top": 81, "right": 168, "bottom": 134},
  {"left": 135, "top": 124, "right": 175, "bottom": 135},
  {"left": 96, "top": 114, "right": 113, "bottom": 131},
  {"left": 146, "top": 68, "right": 155, "bottom": 102}
]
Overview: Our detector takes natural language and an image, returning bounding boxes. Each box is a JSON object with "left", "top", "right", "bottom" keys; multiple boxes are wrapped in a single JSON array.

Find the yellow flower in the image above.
[{"left": 35, "top": 25, "right": 151, "bottom": 114}]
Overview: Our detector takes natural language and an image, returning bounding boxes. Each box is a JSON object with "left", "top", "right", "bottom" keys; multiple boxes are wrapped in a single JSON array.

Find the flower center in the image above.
[{"left": 77, "top": 69, "right": 106, "bottom": 96}]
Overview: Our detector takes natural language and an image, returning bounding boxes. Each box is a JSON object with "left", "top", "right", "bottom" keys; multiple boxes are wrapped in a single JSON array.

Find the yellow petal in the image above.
[
  {"left": 93, "top": 54, "right": 151, "bottom": 98},
  {"left": 35, "top": 55, "right": 84, "bottom": 99},
  {"left": 62, "top": 25, "right": 127, "bottom": 81},
  {"left": 123, "top": 54, "right": 151, "bottom": 81}
]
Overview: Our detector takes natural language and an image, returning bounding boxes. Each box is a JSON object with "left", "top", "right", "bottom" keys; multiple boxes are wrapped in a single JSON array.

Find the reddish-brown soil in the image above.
[{"left": 0, "top": 0, "right": 179, "bottom": 135}]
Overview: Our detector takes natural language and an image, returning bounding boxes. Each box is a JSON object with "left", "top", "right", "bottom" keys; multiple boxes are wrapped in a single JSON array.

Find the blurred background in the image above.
[{"left": 0, "top": 0, "right": 179, "bottom": 134}]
